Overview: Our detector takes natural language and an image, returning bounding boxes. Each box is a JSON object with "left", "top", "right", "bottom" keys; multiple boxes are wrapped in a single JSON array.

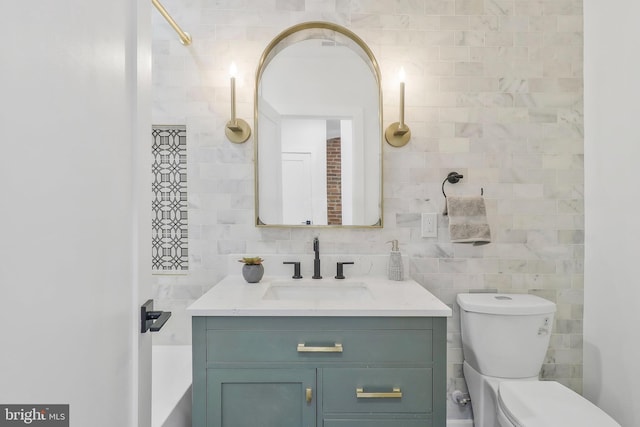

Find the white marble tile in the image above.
[
  {"left": 486, "top": 0, "right": 514, "bottom": 16},
  {"left": 456, "top": 0, "right": 485, "bottom": 15},
  {"left": 151, "top": 0, "right": 585, "bottom": 406}
]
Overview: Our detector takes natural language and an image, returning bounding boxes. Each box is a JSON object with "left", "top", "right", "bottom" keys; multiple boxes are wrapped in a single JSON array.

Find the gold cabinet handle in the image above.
[
  {"left": 356, "top": 387, "right": 403, "bottom": 398},
  {"left": 306, "top": 387, "right": 313, "bottom": 403},
  {"left": 297, "top": 343, "right": 343, "bottom": 353}
]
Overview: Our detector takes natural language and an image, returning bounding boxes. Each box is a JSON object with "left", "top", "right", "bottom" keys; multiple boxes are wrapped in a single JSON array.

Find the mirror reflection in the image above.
[{"left": 255, "top": 23, "right": 382, "bottom": 227}]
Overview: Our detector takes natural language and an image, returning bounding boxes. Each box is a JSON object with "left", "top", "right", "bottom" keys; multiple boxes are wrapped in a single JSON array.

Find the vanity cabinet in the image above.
[
  {"left": 191, "top": 316, "right": 446, "bottom": 427},
  {"left": 206, "top": 368, "right": 316, "bottom": 427}
]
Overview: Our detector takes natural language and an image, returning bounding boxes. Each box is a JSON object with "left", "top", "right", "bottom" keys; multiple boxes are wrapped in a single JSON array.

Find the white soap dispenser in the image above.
[{"left": 387, "top": 239, "right": 404, "bottom": 281}]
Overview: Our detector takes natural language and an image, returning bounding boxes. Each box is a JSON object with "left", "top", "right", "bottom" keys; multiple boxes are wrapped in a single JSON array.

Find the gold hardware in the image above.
[
  {"left": 225, "top": 119, "right": 251, "bottom": 143},
  {"left": 385, "top": 69, "right": 411, "bottom": 147},
  {"left": 151, "top": 0, "right": 192, "bottom": 46},
  {"left": 226, "top": 63, "right": 251, "bottom": 144},
  {"left": 385, "top": 122, "right": 411, "bottom": 147},
  {"left": 356, "top": 387, "right": 403, "bottom": 398},
  {"left": 306, "top": 387, "right": 313, "bottom": 403},
  {"left": 297, "top": 343, "right": 343, "bottom": 353}
]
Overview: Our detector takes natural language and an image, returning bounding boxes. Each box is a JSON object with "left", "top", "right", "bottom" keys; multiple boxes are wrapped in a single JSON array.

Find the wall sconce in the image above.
[
  {"left": 225, "top": 62, "right": 251, "bottom": 144},
  {"left": 385, "top": 67, "right": 411, "bottom": 147}
]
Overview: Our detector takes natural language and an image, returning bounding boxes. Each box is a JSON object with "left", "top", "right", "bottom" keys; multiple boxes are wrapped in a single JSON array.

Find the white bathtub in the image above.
[{"left": 152, "top": 345, "right": 192, "bottom": 427}]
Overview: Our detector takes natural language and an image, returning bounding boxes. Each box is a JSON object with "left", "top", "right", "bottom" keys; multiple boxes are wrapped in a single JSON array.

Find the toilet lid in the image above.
[{"left": 498, "top": 381, "right": 620, "bottom": 427}]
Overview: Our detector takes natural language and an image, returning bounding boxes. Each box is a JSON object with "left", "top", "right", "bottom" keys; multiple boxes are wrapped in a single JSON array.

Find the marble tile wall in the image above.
[{"left": 151, "top": 0, "right": 584, "bottom": 418}]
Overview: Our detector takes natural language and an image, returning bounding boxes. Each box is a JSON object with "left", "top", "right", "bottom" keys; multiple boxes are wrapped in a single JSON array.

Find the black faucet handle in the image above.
[
  {"left": 335, "top": 261, "right": 355, "bottom": 280},
  {"left": 283, "top": 261, "right": 303, "bottom": 279}
]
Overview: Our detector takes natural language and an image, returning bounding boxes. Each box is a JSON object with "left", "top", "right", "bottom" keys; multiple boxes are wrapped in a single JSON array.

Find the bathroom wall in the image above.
[
  {"left": 584, "top": 0, "right": 640, "bottom": 425},
  {"left": 151, "top": 0, "right": 584, "bottom": 416}
]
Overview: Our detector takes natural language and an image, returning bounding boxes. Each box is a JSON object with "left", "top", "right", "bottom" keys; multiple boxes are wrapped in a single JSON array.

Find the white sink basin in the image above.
[{"left": 262, "top": 281, "right": 373, "bottom": 301}]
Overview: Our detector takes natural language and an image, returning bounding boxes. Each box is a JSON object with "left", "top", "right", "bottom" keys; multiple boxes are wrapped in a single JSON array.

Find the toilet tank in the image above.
[{"left": 457, "top": 293, "right": 556, "bottom": 378}]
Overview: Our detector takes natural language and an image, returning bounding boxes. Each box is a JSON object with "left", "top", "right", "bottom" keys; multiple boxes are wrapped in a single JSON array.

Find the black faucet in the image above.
[
  {"left": 312, "top": 237, "right": 322, "bottom": 279},
  {"left": 335, "top": 262, "right": 354, "bottom": 279},
  {"left": 283, "top": 261, "right": 302, "bottom": 279}
]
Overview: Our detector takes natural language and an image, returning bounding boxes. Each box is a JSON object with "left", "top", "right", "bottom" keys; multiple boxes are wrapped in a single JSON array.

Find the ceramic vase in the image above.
[{"left": 242, "top": 264, "right": 264, "bottom": 283}]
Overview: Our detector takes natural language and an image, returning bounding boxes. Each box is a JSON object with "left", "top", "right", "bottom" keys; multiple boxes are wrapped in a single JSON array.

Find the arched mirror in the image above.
[{"left": 255, "top": 22, "right": 383, "bottom": 227}]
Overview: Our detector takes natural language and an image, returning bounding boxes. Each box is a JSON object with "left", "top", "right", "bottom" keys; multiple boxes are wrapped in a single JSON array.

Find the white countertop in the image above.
[{"left": 187, "top": 275, "right": 452, "bottom": 317}]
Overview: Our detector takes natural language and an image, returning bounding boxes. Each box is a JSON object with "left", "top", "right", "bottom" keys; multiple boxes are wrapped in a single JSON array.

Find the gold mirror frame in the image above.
[{"left": 254, "top": 21, "right": 384, "bottom": 228}]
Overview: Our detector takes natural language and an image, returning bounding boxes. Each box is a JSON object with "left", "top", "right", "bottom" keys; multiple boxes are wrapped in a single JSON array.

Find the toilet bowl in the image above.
[{"left": 457, "top": 293, "right": 620, "bottom": 427}]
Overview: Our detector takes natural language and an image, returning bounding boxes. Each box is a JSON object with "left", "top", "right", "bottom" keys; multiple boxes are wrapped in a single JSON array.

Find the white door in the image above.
[
  {"left": 282, "top": 152, "right": 313, "bottom": 224},
  {"left": 281, "top": 119, "right": 328, "bottom": 225},
  {"left": 0, "top": 2, "right": 151, "bottom": 427}
]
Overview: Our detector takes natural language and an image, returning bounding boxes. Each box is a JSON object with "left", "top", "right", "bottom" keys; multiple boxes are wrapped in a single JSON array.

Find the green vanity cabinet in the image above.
[{"left": 192, "top": 316, "right": 447, "bottom": 427}]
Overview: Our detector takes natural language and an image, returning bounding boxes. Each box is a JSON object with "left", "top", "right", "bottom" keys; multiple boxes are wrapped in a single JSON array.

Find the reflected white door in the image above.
[
  {"left": 281, "top": 119, "right": 328, "bottom": 225},
  {"left": 282, "top": 152, "right": 313, "bottom": 224}
]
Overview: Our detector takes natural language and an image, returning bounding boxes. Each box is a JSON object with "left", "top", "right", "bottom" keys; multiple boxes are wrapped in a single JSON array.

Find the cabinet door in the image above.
[{"left": 207, "top": 368, "right": 316, "bottom": 427}]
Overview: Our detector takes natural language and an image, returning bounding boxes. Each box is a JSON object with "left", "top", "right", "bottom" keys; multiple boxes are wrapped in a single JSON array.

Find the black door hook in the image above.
[{"left": 140, "top": 299, "right": 172, "bottom": 333}]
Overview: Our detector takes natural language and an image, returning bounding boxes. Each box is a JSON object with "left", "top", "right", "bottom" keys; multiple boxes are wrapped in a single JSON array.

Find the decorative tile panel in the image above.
[{"left": 152, "top": 125, "right": 188, "bottom": 271}]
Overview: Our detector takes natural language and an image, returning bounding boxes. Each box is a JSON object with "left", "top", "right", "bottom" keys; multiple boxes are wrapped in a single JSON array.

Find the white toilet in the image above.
[{"left": 457, "top": 293, "right": 620, "bottom": 427}]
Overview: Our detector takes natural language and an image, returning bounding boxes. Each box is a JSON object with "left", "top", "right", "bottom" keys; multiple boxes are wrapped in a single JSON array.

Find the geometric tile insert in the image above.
[{"left": 151, "top": 125, "right": 188, "bottom": 270}]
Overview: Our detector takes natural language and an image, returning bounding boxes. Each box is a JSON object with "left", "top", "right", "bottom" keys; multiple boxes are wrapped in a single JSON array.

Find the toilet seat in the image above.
[{"left": 498, "top": 381, "right": 620, "bottom": 427}]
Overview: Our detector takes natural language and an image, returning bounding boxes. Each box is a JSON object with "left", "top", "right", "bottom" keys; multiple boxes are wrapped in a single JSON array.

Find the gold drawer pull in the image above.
[
  {"left": 297, "top": 343, "right": 343, "bottom": 353},
  {"left": 306, "top": 387, "right": 313, "bottom": 403},
  {"left": 356, "top": 387, "right": 403, "bottom": 399}
]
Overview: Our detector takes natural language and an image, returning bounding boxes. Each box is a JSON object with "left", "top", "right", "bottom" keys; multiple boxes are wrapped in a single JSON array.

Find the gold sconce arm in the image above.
[
  {"left": 151, "top": 0, "right": 192, "bottom": 46},
  {"left": 225, "top": 118, "right": 251, "bottom": 143},
  {"left": 385, "top": 69, "right": 411, "bottom": 147},
  {"left": 226, "top": 64, "right": 251, "bottom": 144}
]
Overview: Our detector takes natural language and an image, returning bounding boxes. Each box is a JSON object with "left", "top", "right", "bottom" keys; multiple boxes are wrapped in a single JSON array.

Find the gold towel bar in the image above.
[{"left": 151, "top": 0, "right": 192, "bottom": 46}]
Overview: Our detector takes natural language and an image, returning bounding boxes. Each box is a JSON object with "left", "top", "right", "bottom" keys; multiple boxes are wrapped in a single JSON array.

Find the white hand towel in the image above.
[{"left": 446, "top": 196, "right": 491, "bottom": 245}]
